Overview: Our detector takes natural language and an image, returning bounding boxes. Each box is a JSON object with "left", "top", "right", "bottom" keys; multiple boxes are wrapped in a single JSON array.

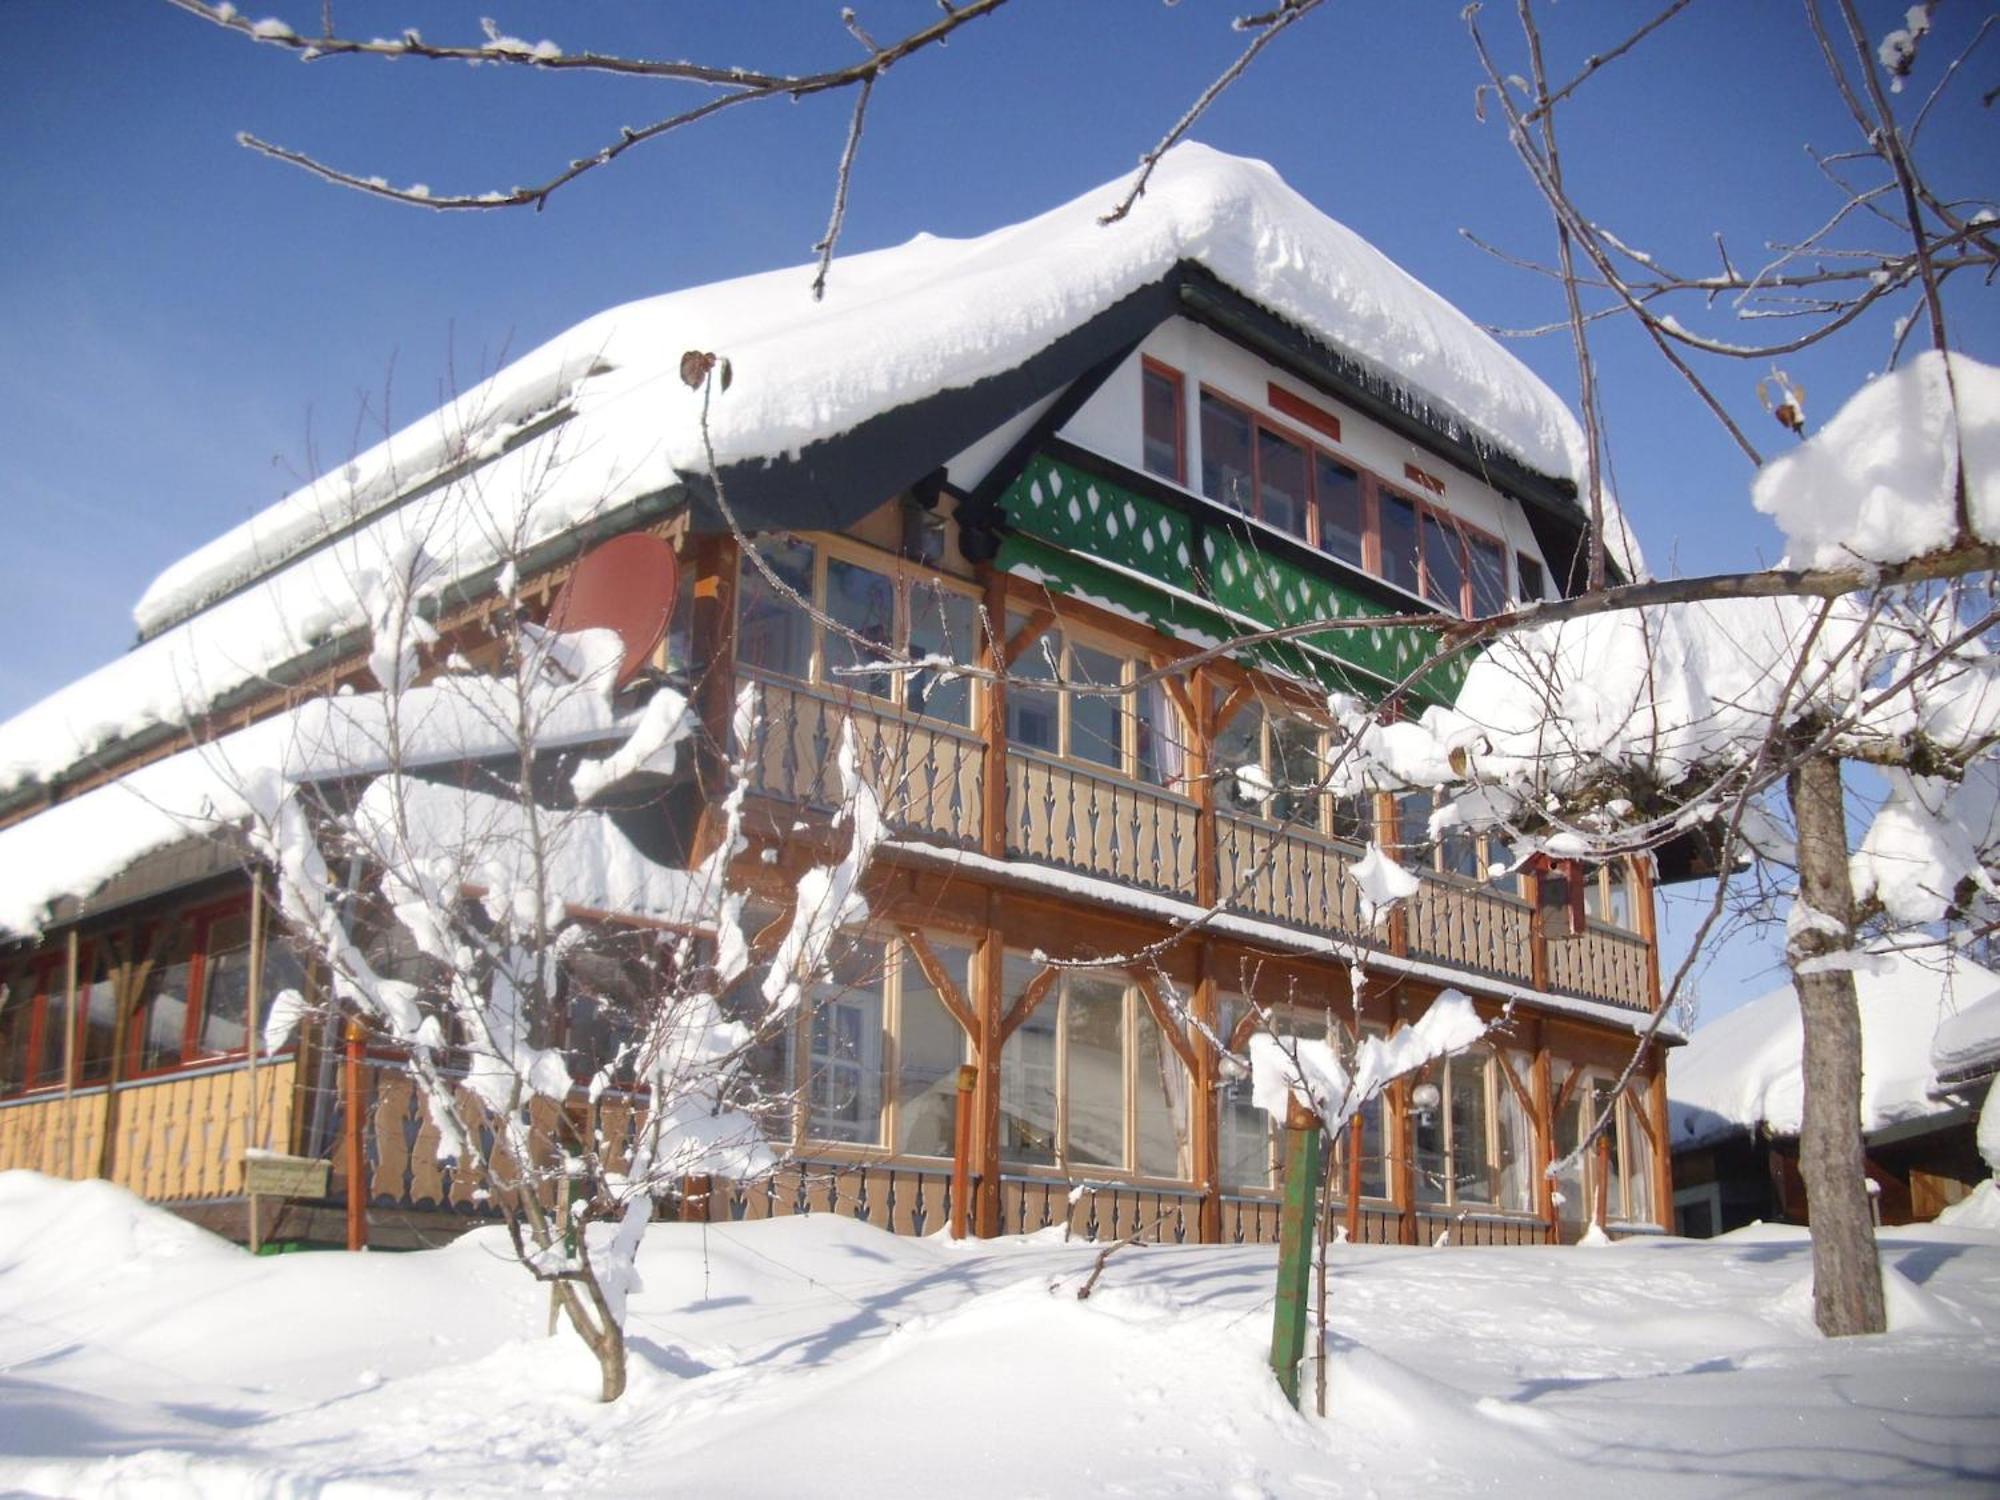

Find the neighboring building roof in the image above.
[
  {"left": 1933, "top": 987, "right": 2000, "bottom": 1094},
  {"left": 0, "top": 143, "right": 1624, "bottom": 812},
  {"left": 1669, "top": 947, "right": 2000, "bottom": 1152}
]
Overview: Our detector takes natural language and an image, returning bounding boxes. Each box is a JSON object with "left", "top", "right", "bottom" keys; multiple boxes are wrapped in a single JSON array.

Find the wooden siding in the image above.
[{"left": 0, "top": 1059, "right": 296, "bottom": 1199}]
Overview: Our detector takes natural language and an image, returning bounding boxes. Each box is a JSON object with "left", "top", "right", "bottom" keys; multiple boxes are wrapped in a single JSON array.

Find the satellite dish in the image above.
[{"left": 545, "top": 532, "right": 680, "bottom": 690}]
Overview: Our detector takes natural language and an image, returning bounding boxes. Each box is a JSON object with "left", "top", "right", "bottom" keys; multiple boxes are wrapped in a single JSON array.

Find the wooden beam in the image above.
[
  {"left": 1131, "top": 970, "right": 1198, "bottom": 1073},
  {"left": 1214, "top": 680, "right": 1257, "bottom": 737},
  {"left": 998, "top": 963, "right": 1059, "bottom": 1045},
  {"left": 1001, "top": 607, "right": 1055, "bottom": 668},
  {"left": 1646, "top": 1062, "right": 1675, "bottom": 1231},
  {"left": 1491, "top": 1044, "right": 1534, "bottom": 1116},
  {"left": 1191, "top": 939, "right": 1222, "bottom": 1244},
  {"left": 1528, "top": 1018, "right": 1557, "bottom": 1239},
  {"left": 900, "top": 926, "right": 977, "bottom": 1040},
  {"left": 980, "top": 564, "right": 1010, "bottom": 861}
]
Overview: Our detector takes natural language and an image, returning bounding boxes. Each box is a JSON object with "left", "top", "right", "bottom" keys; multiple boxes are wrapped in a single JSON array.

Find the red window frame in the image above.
[
  {"left": 1171, "top": 377, "right": 1534, "bottom": 614},
  {"left": 119, "top": 896, "right": 259, "bottom": 1080},
  {"left": 0, "top": 953, "right": 67, "bottom": 1097},
  {"left": 1140, "top": 358, "right": 1187, "bottom": 486}
]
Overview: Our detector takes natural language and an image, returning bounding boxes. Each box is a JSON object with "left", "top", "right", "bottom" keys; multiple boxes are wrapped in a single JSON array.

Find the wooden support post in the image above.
[
  {"left": 1646, "top": 1060, "right": 1675, "bottom": 1230},
  {"left": 1633, "top": 855, "right": 1663, "bottom": 1014},
  {"left": 950, "top": 1064, "right": 977, "bottom": 1240},
  {"left": 680, "top": 1174, "right": 713, "bottom": 1224},
  {"left": 1594, "top": 1132, "right": 1612, "bottom": 1230},
  {"left": 1378, "top": 791, "right": 1409, "bottom": 956},
  {"left": 1524, "top": 862, "right": 1550, "bottom": 994},
  {"left": 689, "top": 534, "right": 740, "bottom": 863},
  {"left": 979, "top": 565, "right": 1010, "bottom": 862},
  {"left": 1192, "top": 942, "right": 1222, "bottom": 1245},
  {"left": 1269, "top": 1096, "right": 1325, "bottom": 1409},
  {"left": 1528, "top": 1019, "right": 1558, "bottom": 1243},
  {"left": 344, "top": 1023, "right": 367, "bottom": 1253},
  {"left": 973, "top": 920, "right": 1005, "bottom": 1238}
]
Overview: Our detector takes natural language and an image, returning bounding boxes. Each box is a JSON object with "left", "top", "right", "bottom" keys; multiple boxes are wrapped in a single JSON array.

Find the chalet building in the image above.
[{"left": 0, "top": 145, "right": 1676, "bottom": 1250}]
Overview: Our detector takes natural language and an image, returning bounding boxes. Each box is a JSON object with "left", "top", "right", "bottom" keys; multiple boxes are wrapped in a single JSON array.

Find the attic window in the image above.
[{"left": 1141, "top": 360, "right": 1185, "bottom": 484}]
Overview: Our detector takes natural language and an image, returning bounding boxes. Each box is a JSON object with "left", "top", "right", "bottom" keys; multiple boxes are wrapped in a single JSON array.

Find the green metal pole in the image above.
[{"left": 1270, "top": 1096, "right": 1325, "bottom": 1408}]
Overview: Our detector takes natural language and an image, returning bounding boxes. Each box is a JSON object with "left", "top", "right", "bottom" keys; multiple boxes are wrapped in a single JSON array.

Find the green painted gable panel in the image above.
[{"left": 997, "top": 453, "right": 1467, "bottom": 705}]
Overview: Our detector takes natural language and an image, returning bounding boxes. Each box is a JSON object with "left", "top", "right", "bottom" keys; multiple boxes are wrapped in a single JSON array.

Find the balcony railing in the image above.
[
  {"left": 1006, "top": 751, "right": 1198, "bottom": 896},
  {"left": 736, "top": 678, "right": 1654, "bottom": 1013}
]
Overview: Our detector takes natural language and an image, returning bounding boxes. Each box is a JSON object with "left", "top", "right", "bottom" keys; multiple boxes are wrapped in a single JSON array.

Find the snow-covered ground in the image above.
[{"left": 2, "top": 1171, "right": 1997, "bottom": 1498}]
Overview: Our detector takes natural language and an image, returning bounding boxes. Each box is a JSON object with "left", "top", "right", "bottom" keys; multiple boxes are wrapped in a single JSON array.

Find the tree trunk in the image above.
[{"left": 1786, "top": 752, "right": 1887, "bottom": 1338}]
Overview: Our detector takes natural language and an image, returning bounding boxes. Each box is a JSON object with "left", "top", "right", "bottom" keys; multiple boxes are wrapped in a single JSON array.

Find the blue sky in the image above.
[{"left": 2, "top": 2, "right": 1993, "bottom": 1023}]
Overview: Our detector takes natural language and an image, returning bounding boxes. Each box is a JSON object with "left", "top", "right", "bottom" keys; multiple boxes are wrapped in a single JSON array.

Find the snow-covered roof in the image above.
[
  {"left": 1669, "top": 947, "right": 2000, "bottom": 1151},
  {"left": 0, "top": 143, "right": 1615, "bottom": 805},
  {"left": 1933, "top": 988, "right": 2000, "bottom": 1091}
]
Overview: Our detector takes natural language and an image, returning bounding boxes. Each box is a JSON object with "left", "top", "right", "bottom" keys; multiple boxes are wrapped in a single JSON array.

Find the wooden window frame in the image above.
[
  {"left": 1140, "top": 357, "right": 1188, "bottom": 486},
  {"left": 738, "top": 536, "right": 985, "bottom": 731}
]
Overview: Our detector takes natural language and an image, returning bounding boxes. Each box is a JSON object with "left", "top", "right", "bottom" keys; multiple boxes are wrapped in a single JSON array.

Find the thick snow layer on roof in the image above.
[
  {"left": 1752, "top": 352, "right": 2000, "bottom": 571},
  {"left": 1933, "top": 987, "right": 2000, "bottom": 1083},
  {"left": 0, "top": 143, "right": 1616, "bottom": 801},
  {"left": 1669, "top": 947, "right": 2000, "bottom": 1150}
]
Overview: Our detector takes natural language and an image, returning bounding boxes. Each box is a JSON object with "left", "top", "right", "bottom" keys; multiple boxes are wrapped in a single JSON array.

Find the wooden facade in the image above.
[{"left": 0, "top": 295, "right": 1679, "bottom": 1251}]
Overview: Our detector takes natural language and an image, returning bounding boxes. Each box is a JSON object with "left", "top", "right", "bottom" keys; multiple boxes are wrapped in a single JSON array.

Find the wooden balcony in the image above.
[{"left": 738, "top": 677, "right": 1655, "bottom": 1013}]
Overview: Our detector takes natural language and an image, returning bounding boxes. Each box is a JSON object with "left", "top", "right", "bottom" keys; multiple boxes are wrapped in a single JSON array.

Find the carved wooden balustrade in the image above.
[{"left": 735, "top": 676, "right": 1655, "bottom": 1013}]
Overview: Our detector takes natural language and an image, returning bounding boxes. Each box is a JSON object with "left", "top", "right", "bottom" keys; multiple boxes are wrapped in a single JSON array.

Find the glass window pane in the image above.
[
  {"left": 1358, "top": 1089, "right": 1388, "bottom": 1199},
  {"left": 1142, "top": 366, "right": 1182, "bottom": 481},
  {"left": 1413, "top": 1061, "right": 1448, "bottom": 1204},
  {"left": 77, "top": 949, "right": 117, "bottom": 1085},
  {"left": 1604, "top": 864, "right": 1633, "bottom": 929},
  {"left": 737, "top": 538, "right": 816, "bottom": 680},
  {"left": 1452, "top": 1058, "right": 1492, "bottom": 1203},
  {"left": 1380, "top": 492, "right": 1420, "bottom": 594},
  {"left": 825, "top": 557, "right": 896, "bottom": 701},
  {"left": 896, "top": 940, "right": 970, "bottom": 1158},
  {"left": 1624, "top": 1097, "right": 1654, "bottom": 1223},
  {"left": 29, "top": 964, "right": 68, "bottom": 1088},
  {"left": 1315, "top": 456, "right": 1364, "bottom": 567},
  {"left": 1395, "top": 789, "right": 1435, "bottom": 866},
  {"left": 1067, "top": 644, "right": 1125, "bottom": 770},
  {"left": 806, "top": 940, "right": 885, "bottom": 1145},
  {"left": 0, "top": 972, "right": 30, "bottom": 1091},
  {"left": 1497, "top": 1051, "right": 1534, "bottom": 1212},
  {"left": 1467, "top": 533, "right": 1507, "bottom": 617},
  {"left": 1269, "top": 718, "right": 1324, "bottom": 829},
  {"left": 1136, "top": 679, "right": 1189, "bottom": 789},
  {"left": 1331, "top": 794, "right": 1372, "bottom": 847},
  {"left": 1000, "top": 953, "right": 1058, "bottom": 1167},
  {"left": 195, "top": 912, "right": 254, "bottom": 1055},
  {"left": 1199, "top": 393, "right": 1254, "bottom": 514},
  {"left": 1257, "top": 428, "right": 1310, "bottom": 539},
  {"left": 907, "top": 582, "right": 975, "bottom": 725},
  {"left": 136, "top": 930, "right": 194, "bottom": 1073},
  {"left": 1005, "top": 618, "right": 1060, "bottom": 754},
  {"left": 1134, "top": 997, "right": 1190, "bottom": 1179},
  {"left": 1422, "top": 511, "right": 1464, "bottom": 612},
  {"left": 1217, "top": 997, "right": 1271, "bottom": 1190},
  {"left": 1517, "top": 553, "right": 1546, "bottom": 603},
  {"left": 1064, "top": 975, "right": 1127, "bottom": 1168},
  {"left": 1438, "top": 827, "right": 1481, "bottom": 880},
  {"left": 1215, "top": 708, "right": 1266, "bottom": 817}
]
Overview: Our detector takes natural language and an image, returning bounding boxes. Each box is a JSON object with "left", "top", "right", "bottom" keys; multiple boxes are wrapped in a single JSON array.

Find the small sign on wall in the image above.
[{"left": 244, "top": 1152, "right": 330, "bottom": 1199}]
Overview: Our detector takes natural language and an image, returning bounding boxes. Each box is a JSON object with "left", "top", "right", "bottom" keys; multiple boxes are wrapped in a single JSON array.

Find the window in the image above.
[
  {"left": 1256, "top": 427, "right": 1311, "bottom": 539},
  {"left": 1412, "top": 1050, "right": 1532, "bottom": 1210},
  {"left": 725, "top": 929, "right": 971, "bottom": 1157},
  {"left": 737, "top": 538, "right": 981, "bottom": 728},
  {"left": 1421, "top": 510, "right": 1464, "bottom": 610},
  {"left": 1379, "top": 492, "right": 1421, "bottom": 594},
  {"left": 1199, "top": 392, "right": 1255, "bottom": 514},
  {"left": 0, "top": 957, "right": 67, "bottom": 1095},
  {"left": 737, "top": 537, "right": 816, "bottom": 680},
  {"left": 1218, "top": 999, "right": 1387, "bottom": 1197},
  {"left": 1467, "top": 532, "right": 1508, "bottom": 617},
  {"left": 1002, "top": 616, "right": 1190, "bottom": 788},
  {"left": 1554, "top": 1071, "right": 1655, "bottom": 1227},
  {"left": 1000, "top": 957, "right": 1191, "bottom": 1179},
  {"left": 1516, "top": 552, "right": 1547, "bottom": 603},
  {"left": 131, "top": 925, "right": 194, "bottom": 1075},
  {"left": 1217, "top": 707, "right": 1331, "bottom": 831},
  {"left": 1141, "top": 361, "right": 1185, "bottom": 483},
  {"left": 1315, "top": 455, "right": 1365, "bottom": 567}
]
